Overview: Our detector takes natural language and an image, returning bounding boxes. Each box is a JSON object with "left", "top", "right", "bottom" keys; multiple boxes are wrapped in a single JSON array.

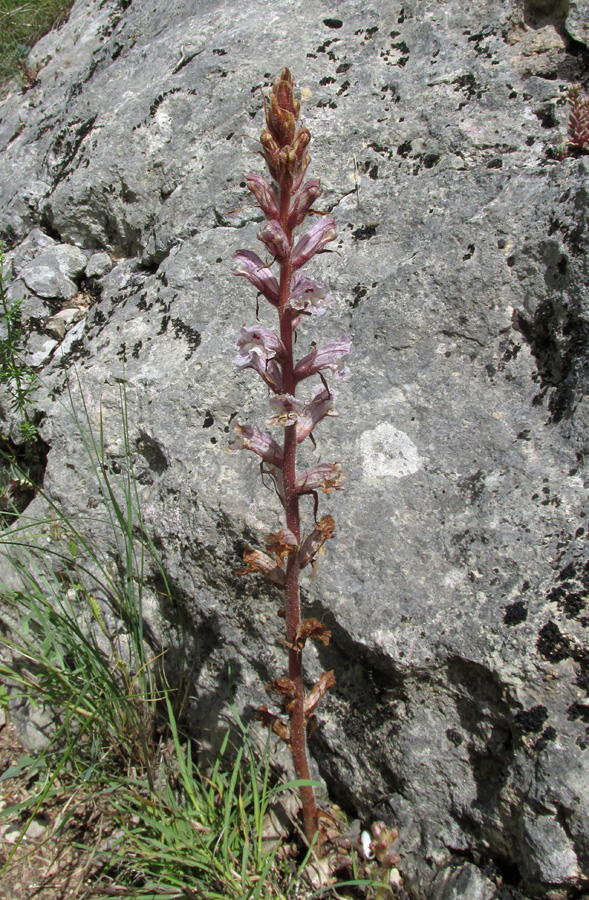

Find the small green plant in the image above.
[
  {"left": 0, "top": 242, "right": 39, "bottom": 447},
  {"left": 0, "top": 378, "right": 169, "bottom": 786},
  {"left": 111, "top": 700, "right": 315, "bottom": 900}
]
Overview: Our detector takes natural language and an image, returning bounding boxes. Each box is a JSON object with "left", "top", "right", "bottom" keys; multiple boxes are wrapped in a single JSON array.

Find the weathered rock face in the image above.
[{"left": 1, "top": 0, "right": 588, "bottom": 896}]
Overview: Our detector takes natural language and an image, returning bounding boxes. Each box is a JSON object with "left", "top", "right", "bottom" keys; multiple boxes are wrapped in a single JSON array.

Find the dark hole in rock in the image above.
[{"left": 0, "top": 433, "right": 49, "bottom": 527}]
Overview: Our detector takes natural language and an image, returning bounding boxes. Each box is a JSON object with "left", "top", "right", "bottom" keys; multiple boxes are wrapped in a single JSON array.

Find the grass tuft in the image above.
[{"left": 0, "top": 0, "right": 75, "bottom": 89}]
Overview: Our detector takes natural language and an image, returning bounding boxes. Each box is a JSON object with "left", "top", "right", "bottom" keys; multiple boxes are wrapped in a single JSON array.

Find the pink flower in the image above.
[
  {"left": 288, "top": 273, "right": 332, "bottom": 316},
  {"left": 233, "top": 251, "right": 279, "bottom": 305},
  {"left": 295, "top": 462, "right": 345, "bottom": 495},
  {"left": 294, "top": 338, "right": 351, "bottom": 382},
  {"left": 292, "top": 216, "right": 337, "bottom": 269},
  {"left": 267, "top": 394, "right": 305, "bottom": 427},
  {"left": 239, "top": 355, "right": 283, "bottom": 393},
  {"left": 236, "top": 324, "right": 286, "bottom": 365},
  {"left": 245, "top": 173, "right": 279, "bottom": 220},
  {"left": 230, "top": 423, "right": 284, "bottom": 467},
  {"left": 289, "top": 179, "right": 322, "bottom": 229},
  {"left": 258, "top": 221, "right": 291, "bottom": 260},
  {"left": 296, "top": 386, "right": 338, "bottom": 443}
]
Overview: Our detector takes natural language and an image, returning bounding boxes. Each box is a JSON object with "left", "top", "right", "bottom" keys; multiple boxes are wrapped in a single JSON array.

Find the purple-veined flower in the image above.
[
  {"left": 236, "top": 324, "right": 286, "bottom": 365},
  {"left": 296, "top": 385, "right": 338, "bottom": 443},
  {"left": 245, "top": 173, "right": 279, "bottom": 221},
  {"left": 258, "top": 221, "right": 290, "bottom": 260},
  {"left": 299, "top": 515, "right": 335, "bottom": 569},
  {"left": 230, "top": 423, "right": 284, "bottom": 467},
  {"left": 267, "top": 394, "right": 305, "bottom": 427},
  {"left": 289, "top": 179, "right": 322, "bottom": 229},
  {"left": 239, "top": 355, "right": 283, "bottom": 393},
  {"left": 292, "top": 216, "right": 337, "bottom": 269},
  {"left": 233, "top": 250, "right": 279, "bottom": 305},
  {"left": 295, "top": 461, "right": 345, "bottom": 495},
  {"left": 294, "top": 337, "right": 352, "bottom": 382},
  {"left": 288, "top": 273, "right": 332, "bottom": 317}
]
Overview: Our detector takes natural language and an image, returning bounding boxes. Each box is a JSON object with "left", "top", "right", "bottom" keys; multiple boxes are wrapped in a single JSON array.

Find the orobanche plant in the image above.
[{"left": 230, "top": 68, "right": 350, "bottom": 847}]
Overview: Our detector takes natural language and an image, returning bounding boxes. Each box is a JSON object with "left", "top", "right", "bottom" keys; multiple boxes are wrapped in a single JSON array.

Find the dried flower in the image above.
[
  {"left": 237, "top": 546, "right": 286, "bottom": 586},
  {"left": 265, "top": 527, "right": 298, "bottom": 563},
  {"left": 299, "top": 515, "right": 335, "bottom": 569},
  {"left": 295, "top": 461, "right": 345, "bottom": 495}
]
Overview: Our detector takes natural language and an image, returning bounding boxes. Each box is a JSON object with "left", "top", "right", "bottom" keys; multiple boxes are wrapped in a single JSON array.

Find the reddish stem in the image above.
[{"left": 277, "top": 172, "right": 319, "bottom": 846}]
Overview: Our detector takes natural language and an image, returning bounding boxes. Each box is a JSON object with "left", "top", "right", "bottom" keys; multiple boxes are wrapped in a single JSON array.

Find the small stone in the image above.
[
  {"left": 85, "top": 251, "right": 113, "bottom": 279},
  {"left": 24, "top": 814, "right": 50, "bottom": 840},
  {"left": 21, "top": 263, "right": 77, "bottom": 301},
  {"left": 25, "top": 332, "right": 58, "bottom": 366},
  {"left": 45, "top": 307, "right": 84, "bottom": 341},
  {"left": 4, "top": 823, "right": 21, "bottom": 844}
]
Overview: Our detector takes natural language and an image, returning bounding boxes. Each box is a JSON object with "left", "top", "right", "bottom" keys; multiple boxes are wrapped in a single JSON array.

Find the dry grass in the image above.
[{"left": 0, "top": 0, "right": 75, "bottom": 90}]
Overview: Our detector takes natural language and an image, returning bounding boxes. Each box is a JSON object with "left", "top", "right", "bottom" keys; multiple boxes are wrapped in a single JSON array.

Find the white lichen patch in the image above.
[{"left": 359, "top": 423, "right": 423, "bottom": 479}]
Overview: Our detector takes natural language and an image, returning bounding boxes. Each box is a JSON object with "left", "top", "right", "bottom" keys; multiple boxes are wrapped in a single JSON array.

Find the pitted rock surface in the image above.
[{"left": 1, "top": 1, "right": 588, "bottom": 896}]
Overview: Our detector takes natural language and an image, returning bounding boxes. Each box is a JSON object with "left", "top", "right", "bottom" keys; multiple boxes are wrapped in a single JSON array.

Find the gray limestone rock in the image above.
[
  {"left": 85, "top": 250, "right": 113, "bottom": 278},
  {"left": 0, "top": 0, "right": 589, "bottom": 897},
  {"left": 431, "top": 863, "right": 497, "bottom": 900},
  {"left": 21, "top": 260, "right": 78, "bottom": 300}
]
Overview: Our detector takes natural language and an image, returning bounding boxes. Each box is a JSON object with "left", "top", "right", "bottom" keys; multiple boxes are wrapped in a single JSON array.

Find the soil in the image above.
[{"left": 0, "top": 713, "right": 111, "bottom": 900}]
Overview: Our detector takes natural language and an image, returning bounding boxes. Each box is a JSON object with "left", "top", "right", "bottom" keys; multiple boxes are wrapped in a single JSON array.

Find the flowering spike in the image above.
[{"left": 231, "top": 68, "right": 349, "bottom": 849}]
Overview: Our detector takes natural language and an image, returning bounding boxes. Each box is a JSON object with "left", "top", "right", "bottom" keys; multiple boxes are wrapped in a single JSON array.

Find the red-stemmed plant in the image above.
[{"left": 231, "top": 68, "right": 350, "bottom": 847}]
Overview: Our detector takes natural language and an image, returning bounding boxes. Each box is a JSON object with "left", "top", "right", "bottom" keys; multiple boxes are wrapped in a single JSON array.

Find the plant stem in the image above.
[{"left": 277, "top": 174, "right": 319, "bottom": 845}]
